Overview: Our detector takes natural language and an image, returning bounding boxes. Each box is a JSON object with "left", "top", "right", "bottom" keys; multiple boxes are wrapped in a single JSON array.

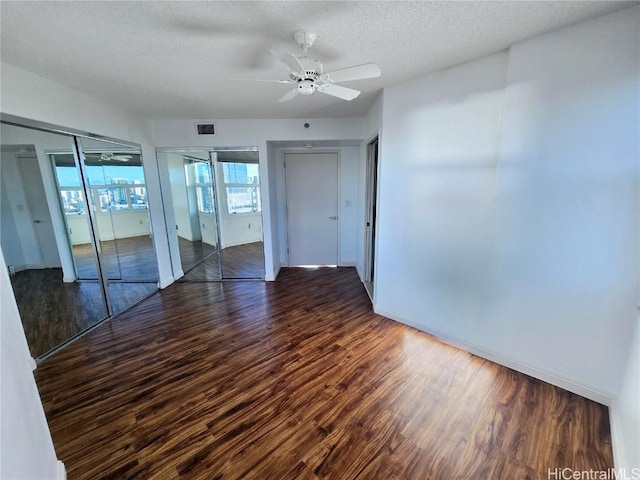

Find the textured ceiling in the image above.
[{"left": 0, "top": 1, "right": 636, "bottom": 119}]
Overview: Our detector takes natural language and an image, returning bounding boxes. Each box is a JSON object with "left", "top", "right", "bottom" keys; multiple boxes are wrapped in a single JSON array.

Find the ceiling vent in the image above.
[{"left": 196, "top": 123, "right": 215, "bottom": 135}]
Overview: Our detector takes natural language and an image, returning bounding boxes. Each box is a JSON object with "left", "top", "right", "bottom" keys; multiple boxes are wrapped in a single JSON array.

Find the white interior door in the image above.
[
  {"left": 19, "top": 157, "right": 61, "bottom": 268},
  {"left": 285, "top": 152, "right": 338, "bottom": 266}
]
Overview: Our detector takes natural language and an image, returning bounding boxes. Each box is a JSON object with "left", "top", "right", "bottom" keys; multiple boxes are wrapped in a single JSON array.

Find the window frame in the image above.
[{"left": 217, "top": 161, "right": 261, "bottom": 216}]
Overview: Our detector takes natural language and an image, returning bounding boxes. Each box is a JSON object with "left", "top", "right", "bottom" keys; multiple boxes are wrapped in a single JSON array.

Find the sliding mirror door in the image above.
[
  {"left": 157, "top": 150, "right": 221, "bottom": 281},
  {"left": 78, "top": 137, "right": 159, "bottom": 315},
  {"left": 158, "top": 147, "right": 265, "bottom": 282},
  {"left": 1, "top": 122, "right": 108, "bottom": 358},
  {"left": 214, "top": 150, "right": 265, "bottom": 279}
]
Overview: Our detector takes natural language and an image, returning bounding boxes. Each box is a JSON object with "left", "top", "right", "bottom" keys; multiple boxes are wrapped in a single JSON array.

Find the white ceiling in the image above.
[{"left": 0, "top": 1, "right": 636, "bottom": 120}]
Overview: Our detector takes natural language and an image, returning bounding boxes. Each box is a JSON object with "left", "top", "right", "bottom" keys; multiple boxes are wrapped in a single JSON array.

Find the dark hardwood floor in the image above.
[
  {"left": 10, "top": 268, "right": 158, "bottom": 358},
  {"left": 35, "top": 267, "right": 612, "bottom": 479},
  {"left": 180, "top": 241, "right": 264, "bottom": 281}
]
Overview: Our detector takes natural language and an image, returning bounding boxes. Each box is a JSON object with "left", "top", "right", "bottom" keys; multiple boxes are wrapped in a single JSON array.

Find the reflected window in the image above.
[
  {"left": 222, "top": 162, "right": 260, "bottom": 214},
  {"left": 193, "top": 162, "right": 215, "bottom": 214},
  {"left": 54, "top": 165, "right": 86, "bottom": 215},
  {"left": 53, "top": 154, "right": 148, "bottom": 213}
]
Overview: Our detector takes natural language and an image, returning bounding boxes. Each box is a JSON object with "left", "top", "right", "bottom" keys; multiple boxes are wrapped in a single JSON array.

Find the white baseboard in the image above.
[
  {"left": 9, "top": 263, "right": 43, "bottom": 273},
  {"left": 62, "top": 273, "right": 76, "bottom": 283},
  {"left": 159, "top": 274, "right": 175, "bottom": 289},
  {"left": 57, "top": 460, "right": 66, "bottom": 480},
  {"left": 265, "top": 265, "right": 281, "bottom": 282},
  {"left": 355, "top": 263, "right": 364, "bottom": 281},
  {"left": 608, "top": 401, "right": 626, "bottom": 469},
  {"left": 222, "top": 238, "right": 263, "bottom": 249},
  {"left": 374, "top": 307, "right": 613, "bottom": 406}
]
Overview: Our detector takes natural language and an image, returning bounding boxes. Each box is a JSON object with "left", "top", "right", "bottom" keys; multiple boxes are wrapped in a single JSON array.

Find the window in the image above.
[
  {"left": 221, "top": 162, "right": 261, "bottom": 214},
  {"left": 193, "top": 162, "right": 215, "bottom": 213}
]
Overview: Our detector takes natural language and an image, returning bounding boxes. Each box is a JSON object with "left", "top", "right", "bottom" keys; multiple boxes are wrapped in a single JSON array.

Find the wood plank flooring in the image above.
[
  {"left": 35, "top": 267, "right": 613, "bottom": 480},
  {"left": 9, "top": 268, "right": 156, "bottom": 358}
]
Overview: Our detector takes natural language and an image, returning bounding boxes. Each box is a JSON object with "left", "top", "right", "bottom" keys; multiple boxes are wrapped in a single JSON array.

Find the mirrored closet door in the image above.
[
  {"left": 0, "top": 120, "right": 159, "bottom": 359},
  {"left": 77, "top": 137, "right": 158, "bottom": 315},
  {"left": 157, "top": 148, "right": 265, "bottom": 282}
]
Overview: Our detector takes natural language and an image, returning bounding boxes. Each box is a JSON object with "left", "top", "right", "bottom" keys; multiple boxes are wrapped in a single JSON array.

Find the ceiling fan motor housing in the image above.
[{"left": 297, "top": 79, "right": 315, "bottom": 95}]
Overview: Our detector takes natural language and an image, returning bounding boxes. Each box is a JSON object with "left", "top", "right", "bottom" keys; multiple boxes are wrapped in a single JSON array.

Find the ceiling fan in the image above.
[{"left": 245, "top": 31, "right": 381, "bottom": 102}]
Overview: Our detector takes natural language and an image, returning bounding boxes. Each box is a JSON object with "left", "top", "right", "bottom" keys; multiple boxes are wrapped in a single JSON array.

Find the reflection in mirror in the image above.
[
  {"left": 158, "top": 148, "right": 265, "bottom": 281},
  {"left": 79, "top": 137, "right": 159, "bottom": 315},
  {"left": 158, "top": 151, "right": 221, "bottom": 280},
  {"left": 213, "top": 150, "right": 265, "bottom": 279},
  {"left": 0, "top": 122, "right": 108, "bottom": 358}
]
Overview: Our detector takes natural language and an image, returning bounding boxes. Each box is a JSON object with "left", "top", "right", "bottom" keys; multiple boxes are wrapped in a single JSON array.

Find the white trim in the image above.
[
  {"left": 57, "top": 460, "right": 66, "bottom": 480},
  {"left": 265, "top": 264, "right": 281, "bottom": 281},
  {"left": 609, "top": 401, "right": 626, "bottom": 469},
  {"left": 339, "top": 261, "right": 356, "bottom": 267},
  {"left": 375, "top": 306, "right": 614, "bottom": 406},
  {"left": 30, "top": 357, "right": 37, "bottom": 371},
  {"left": 159, "top": 274, "right": 175, "bottom": 289}
]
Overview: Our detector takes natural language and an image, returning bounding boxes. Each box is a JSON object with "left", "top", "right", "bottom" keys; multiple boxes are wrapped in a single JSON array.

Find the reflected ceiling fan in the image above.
[
  {"left": 99, "top": 153, "right": 132, "bottom": 162},
  {"left": 244, "top": 31, "right": 381, "bottom": 102}
]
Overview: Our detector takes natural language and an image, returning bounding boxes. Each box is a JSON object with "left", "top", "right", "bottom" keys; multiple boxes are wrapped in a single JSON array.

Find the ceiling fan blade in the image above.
[
  {"left": 278, "top": 89, "right": 298, "bottom": 103},
  {"left": 317, "top": 84, "right": 361, "bottom": 101},
  {"left": 270, "top": 49, "right": 304, "bottom": 74},
  {"left": 321, "top": 63, "right": 381, "bottom": 83},
  {"left": 236, "top": 78, "right": 294, "bottom": 84}
]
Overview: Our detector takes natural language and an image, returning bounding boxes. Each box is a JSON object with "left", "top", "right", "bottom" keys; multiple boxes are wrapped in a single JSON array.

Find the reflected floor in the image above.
[
  {"left": 10, "top": 268, "right": 156, "bottom": 358},
  {"left": 178, "top": 237, "right": 216, "bottom": 273},
  {"left": 180, "top": 241, "right": 264, "bottom": 281},
  {"left": 74, "top": 235, "right": 158, "bottom": 281}
]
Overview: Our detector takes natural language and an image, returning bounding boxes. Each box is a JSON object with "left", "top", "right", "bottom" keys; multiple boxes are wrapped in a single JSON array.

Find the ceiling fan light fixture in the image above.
[{"left": 297, "top": 79, "right": 316, "bottom": 95}]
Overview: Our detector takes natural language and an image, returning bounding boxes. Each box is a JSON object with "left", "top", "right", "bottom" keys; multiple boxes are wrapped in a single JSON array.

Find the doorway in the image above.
[
  {"left": 363, "top": 137, "right": 379, "bottom": 298},
  {"left": 284, "top": 152, "right": 339, "bottom": 266}
]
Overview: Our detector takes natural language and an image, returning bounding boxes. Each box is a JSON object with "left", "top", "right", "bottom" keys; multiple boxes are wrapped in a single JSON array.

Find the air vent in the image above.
[{"left": 196, "top": 123, "right": 215, "bottom": 135}]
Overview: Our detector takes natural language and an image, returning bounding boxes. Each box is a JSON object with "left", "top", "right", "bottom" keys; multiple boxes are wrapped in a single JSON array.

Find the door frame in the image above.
[
  {"left": 283, "top": 150, "right": 341, "bottom": 267},
  {"left": 363, "top": 136, "right": 379, "bottom": 298}
]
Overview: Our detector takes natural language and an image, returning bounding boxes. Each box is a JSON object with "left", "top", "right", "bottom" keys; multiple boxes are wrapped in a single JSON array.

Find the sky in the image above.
[{"left": 55, "top": 165, "right": 146, "bottom": 186}]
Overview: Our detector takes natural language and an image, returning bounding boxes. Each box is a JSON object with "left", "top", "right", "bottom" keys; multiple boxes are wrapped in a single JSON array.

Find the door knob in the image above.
[{"left": 329, "top": 216, "right": 337, "bottom": 220}]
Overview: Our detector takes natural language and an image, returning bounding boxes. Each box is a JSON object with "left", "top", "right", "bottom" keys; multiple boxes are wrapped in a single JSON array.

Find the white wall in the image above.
[
  {"left": 610, "top": 313, "right": 640, "bottom": 472},
  {"left": 0, "top": 251, "right": 62, "bottom": 480},
  {"left": 375, "top": 6, "right": 639, "bottom": 406},
  {"left": 150, "top": 118, "right": 365, "bottom": 280},
  {"left": 490, "top": 6, "right": 639, "bottom": 399},
  {"left": 218, "top": 213, "right": 263, "bottom": 248},
  {"left": 339, "top": 147, "right": 359, "bottom": 265},
  {"left": 65, "top": 211, "right": 151, "bottom": 245}
]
